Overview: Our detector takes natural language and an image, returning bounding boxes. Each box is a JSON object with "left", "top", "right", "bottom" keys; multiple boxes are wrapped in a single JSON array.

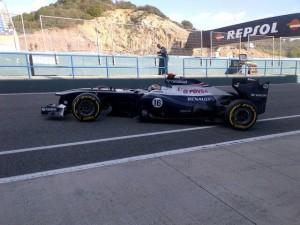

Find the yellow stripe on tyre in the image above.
[
  {"left": 228, "top": 103, "right": 257, "bottom": 130},
  {"left": 72, "top": 94, "right": 101, "bottom": 121}
]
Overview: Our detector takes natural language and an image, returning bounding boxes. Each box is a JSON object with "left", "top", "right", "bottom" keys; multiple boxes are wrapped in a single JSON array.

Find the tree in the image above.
[
  {"left": 115, "top": 1, "right": 136, "bottom": 9},
  {"left": 136, "top": 5, "right": 168, "bottom": 18},
  {"left": 87, "top": 5, "right": 104, "bottom": 17},
  {"left": 181, "top": 20, "right": 193, "bottom": 30},
  {"left": 12, "top": 0, "right": 173, "bottom": 32},
  {"left": 287, "top": 47, "right": 300, "bottom": 58}
]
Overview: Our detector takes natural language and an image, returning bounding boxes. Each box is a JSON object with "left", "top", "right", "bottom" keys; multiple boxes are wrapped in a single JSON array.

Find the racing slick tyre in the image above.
[
  {"left": 72, "top": 93, "right": 101, "bottom": 122},
  {"left": 225, "top": 100, "right": 257, "bottom": 130}
]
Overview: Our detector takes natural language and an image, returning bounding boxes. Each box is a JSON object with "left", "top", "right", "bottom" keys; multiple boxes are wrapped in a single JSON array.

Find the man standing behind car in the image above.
[{"left": 157, "top": 44, "right": 168, "bottom": 75}]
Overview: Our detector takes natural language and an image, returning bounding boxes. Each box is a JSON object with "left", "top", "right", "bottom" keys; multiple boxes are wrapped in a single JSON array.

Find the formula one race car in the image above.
[{"left": 41, "top": 75, "right": 269, "bottom": 130}]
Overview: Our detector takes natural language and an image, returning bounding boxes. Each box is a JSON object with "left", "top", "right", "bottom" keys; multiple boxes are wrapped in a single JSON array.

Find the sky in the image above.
[{"left": 4, "top": 0, "right": 300, "bottom": 30}]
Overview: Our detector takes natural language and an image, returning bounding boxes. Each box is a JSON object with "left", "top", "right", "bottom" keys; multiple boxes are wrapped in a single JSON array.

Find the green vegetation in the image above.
[
  {"left": 181, "top": 20, "right": 194, "bottom": 30},
  {"left": 287, "top": 48, "right": 300, "bottom": 58},
  {"left": 248, "top": 38, "right": 300, "bottom": 58},
  {"left": 86, "top": 5, "right": 105, "bottom": 17},
  {"left": 284, "top": 40, "right": 300, "bottom": 58},
  {"left": 115, "top": 1, "right": 136, "bottom": 9},
  {"left": 135, "top": 5, "right": 167, "bottom": 19},
  {"left": 13, "top": 0, "right": 169, "bottom": 33}
]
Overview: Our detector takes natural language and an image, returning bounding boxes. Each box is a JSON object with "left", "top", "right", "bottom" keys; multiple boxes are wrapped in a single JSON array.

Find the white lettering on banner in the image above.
[
  {"left": 243, "top": 27, "right": 253, "bottom": 37},
  {"left": 271, "top": 22, "right": 279, "bottom": 33},
  {"left": 236, "top": 28, "right": 243, "bottom": 38},
  {"left": 259, "top": 24, "right": 270, "bottom": 35},
  {"left": 227, "top": 30, "right": 235, "bottom": 39},
  {"left": 252, "top": 25, "right": 260, "bottom": 36},
  {"left": 225, "top": 22, "right": 279, "bottom": 40}
]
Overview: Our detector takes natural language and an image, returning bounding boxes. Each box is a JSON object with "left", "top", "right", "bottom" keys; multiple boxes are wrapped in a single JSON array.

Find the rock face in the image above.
[
  {"left": 16, "top": 8, "right": 277, "bottom": 57},
  {"left": 19, "top": 9, "right": 189, "bottom": 55}
]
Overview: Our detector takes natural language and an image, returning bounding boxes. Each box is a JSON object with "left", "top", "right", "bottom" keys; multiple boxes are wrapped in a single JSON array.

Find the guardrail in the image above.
[
  {"left": 0, "top": 52, "right": 167, "bottom": 78},
  {"left": 0, "top": 51, "right": 299, "bottom": 79},
  {"left": 182, "top": 57, "right": 300, "bottom": 77}
]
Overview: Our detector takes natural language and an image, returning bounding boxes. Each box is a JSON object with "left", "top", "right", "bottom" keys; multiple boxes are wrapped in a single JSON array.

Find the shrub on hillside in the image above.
[
  {"left": 181, "top": 20, "right": 194, "bottom": 30},
  {"left": 86, "top": 5, "right": 104, "bottom": 17},
  {"left": 115, "top": 1, "right": 136, "bottom": 9},
  {"left": 12, "top": 0, "right": 172, "bottom": 32},
  {"left": 287, "top": 47, "right": 300, "bottom": 58},
  {"left": 136, "top": 5, "right": 167, "bottom": 19}
]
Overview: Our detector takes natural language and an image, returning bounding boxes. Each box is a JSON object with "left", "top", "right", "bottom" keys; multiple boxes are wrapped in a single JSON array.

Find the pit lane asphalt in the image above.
[{"left": 0, "top": 83, "right": 300, "bottom": 178}]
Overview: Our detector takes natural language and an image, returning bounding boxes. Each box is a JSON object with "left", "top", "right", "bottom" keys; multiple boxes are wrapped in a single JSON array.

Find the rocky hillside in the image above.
[
  {"left": 17, "top": 8, "right": 189, "bottom": 54},
  {"left": 12, "top": 0, "right": 190, "bottom": 55}
]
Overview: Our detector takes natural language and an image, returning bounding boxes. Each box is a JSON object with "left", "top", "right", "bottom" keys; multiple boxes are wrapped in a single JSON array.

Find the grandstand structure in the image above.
[{"left": 0, "top": 0, "right": 19, "bottom": 51}]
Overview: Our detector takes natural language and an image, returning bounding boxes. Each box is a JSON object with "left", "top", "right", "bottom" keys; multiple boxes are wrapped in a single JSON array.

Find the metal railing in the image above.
[
  {"left": 182, "top": 57, "right": 300, "bottom": 77},
  {"left": 0, "top": 51, "right": 299, "bottom": 79},
  {"left": 0, "top": 52, "right": 167, "bottom": 78}
]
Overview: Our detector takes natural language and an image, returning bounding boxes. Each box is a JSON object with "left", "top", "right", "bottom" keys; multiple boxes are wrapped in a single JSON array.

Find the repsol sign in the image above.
[
  {"left": 190, "top": 13, "right": 300, "bottom": 48},
  {"left": 226, "top": 22, "right": 279, "bottom": 39}
]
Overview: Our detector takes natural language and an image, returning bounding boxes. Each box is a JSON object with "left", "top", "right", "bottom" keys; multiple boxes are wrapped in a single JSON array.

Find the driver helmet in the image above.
[{"left": 148, "top": 84, "right": 161, "bottom": 91}]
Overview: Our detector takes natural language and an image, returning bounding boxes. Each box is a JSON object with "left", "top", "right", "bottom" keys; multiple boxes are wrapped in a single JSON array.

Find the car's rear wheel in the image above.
[
  {"left": 225, "top": 100, "right": 257, "bottom": 130},
  {"left": 72, "top": 93, "right": 101, "bottom": 121}
]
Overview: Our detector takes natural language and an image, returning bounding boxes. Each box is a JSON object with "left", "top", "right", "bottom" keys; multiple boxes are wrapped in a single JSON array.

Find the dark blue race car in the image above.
[{"left": 41, "top": 75, "right": 269, "bottom": 130}]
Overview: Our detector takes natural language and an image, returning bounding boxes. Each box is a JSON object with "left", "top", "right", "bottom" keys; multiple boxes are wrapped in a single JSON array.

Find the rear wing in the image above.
[{"left": 232, "top": 78, "right": 270, "bottom": 114}]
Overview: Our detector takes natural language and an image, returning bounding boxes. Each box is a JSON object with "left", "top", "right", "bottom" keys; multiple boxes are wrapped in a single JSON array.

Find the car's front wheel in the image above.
[
  {"left": 72, "top": 93, "right": 101, "bottom": 121},
  {"left": 225, "top": 100, "right": 257, "bottom": 130}
]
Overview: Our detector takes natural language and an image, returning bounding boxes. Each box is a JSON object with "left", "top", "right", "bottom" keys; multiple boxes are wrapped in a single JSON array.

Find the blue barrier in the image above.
[
  {"left": 0, "top": 51, "right": 299, "bottom": 78},
  {"left": 182, "top": 57, "right": 300, "bottom": 77},
  {"left": 0, "top": 52, "right": 167, "bottom": 78}
]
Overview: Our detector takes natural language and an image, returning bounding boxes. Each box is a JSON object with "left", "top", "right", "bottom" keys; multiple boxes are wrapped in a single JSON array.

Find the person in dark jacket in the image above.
[{"left": 157, "top": 44, "right": 168, "bottom": 75}]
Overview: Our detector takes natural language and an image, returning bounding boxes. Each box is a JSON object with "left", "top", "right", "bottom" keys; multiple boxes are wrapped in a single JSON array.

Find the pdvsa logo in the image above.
[
  {"left": 177, "top": 87, "right": 188, "bottom": 94},
  {"left": 188, "top": 89, "right": 209, "bottom": 94},
  {"left": 288, "top": 19, "right": 300, "bottom": 31}
]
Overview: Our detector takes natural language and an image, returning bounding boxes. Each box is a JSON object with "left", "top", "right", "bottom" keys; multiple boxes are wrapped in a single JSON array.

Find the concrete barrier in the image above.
[{"left": 0, "top": 75, "right": 297, "bottom": 94}]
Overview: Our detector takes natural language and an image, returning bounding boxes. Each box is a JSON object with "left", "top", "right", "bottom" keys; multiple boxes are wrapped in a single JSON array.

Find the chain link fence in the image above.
[
  {"left": 210, "top": 31, "right": 242, "bottom": 58},
  {"left": 280, "top": 37, "right": 300, "bottom": 59},
  {"left": 247, "top": 35, "right": 275, "bottom": 59}
]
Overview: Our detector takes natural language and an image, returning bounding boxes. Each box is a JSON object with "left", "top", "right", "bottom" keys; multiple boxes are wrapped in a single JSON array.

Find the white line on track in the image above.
[
  {"left": 259, "top": 114, "right": 300, "bottom": 122},
  {"left": 1, "top": 129, "right": 300, "bottom": 184},
  {"left": 1, "top": 114, "right": 300, "bottom": 157},
  {"left": 0, "top": 126, "right": 215, "bottom": 156}
]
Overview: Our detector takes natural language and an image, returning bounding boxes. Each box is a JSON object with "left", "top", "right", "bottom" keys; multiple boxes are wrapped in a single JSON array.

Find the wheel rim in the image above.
[
  {"left": 77, "top": 100, "right": 96, "bottom": 117},
  {"left": 233, "top": 107, "right": 253, "bottom": 126}
]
